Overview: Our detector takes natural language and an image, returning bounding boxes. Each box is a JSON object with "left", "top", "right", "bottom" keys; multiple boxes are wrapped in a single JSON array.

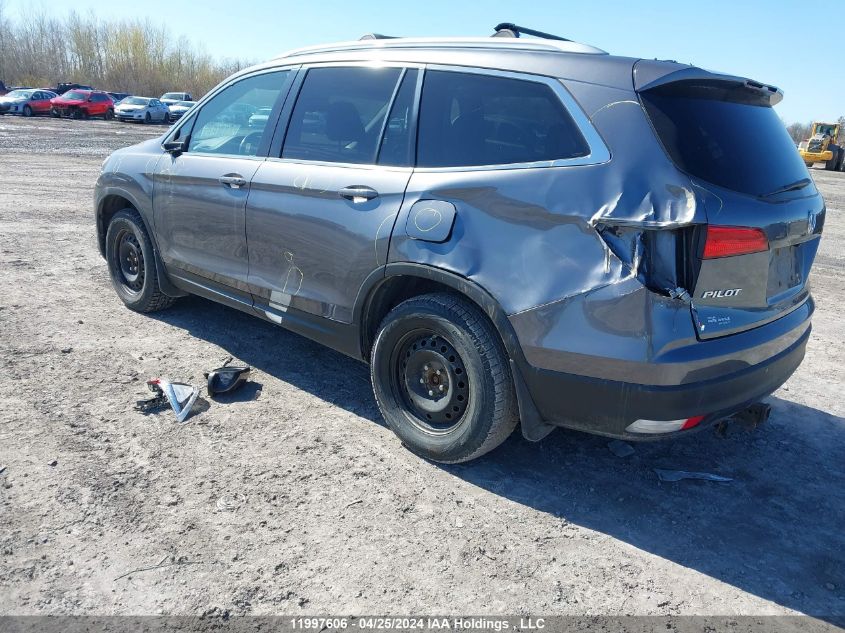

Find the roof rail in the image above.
[
  {"left": 492, "top": 22, "right": 570, "bottom": 42},
  {"left": 359, "top": 33, "right": 399, "bottom": 40},
  {"left": 275, "top": 37, "right": 607, "bottom": 59}
]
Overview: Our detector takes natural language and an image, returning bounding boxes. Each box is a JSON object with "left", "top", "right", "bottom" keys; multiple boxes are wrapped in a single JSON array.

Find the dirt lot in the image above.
[{"left": 0, "top": 116, "right": 843, "bottom": 619}]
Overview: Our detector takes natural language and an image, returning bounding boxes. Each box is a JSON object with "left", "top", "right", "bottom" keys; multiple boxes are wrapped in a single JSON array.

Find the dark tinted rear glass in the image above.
[
  {"left": 417, "top": 71, "right": 588, "bottom": 168},
  {"left": 642, "top": 86, "right": 810, "bottom": 197}
]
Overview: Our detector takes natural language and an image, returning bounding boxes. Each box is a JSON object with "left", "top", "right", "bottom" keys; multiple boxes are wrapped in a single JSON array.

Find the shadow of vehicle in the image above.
[{"left": 152, "top": 295, "right": 845, "bottom": 621}]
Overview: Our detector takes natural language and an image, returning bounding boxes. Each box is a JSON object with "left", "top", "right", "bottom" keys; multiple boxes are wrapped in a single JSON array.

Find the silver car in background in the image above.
[
  {"left": 167, "top": 100, "right": 196, "bottom": 122},
  {"left": 160, "top": 91, "right": 193, "bottom": 106},
  {"left": 114, "top": 96, "right": 170, "bottom": 124}
]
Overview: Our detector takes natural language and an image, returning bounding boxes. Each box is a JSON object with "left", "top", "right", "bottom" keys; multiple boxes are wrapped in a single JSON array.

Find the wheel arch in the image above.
[
  {"left": 96, "top": 192, "right": 186, "bottom": 297},
  {"left": 356, "top": 263, "right": 553, "bottom": 441}
]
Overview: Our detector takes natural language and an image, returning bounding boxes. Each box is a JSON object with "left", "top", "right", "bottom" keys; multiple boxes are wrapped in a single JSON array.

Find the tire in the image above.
[
  {"left": 51, "top": 109, "right": 59, "bottom": 118},
  {"left": 825, "top": 147, "right": 838, "bottom": 171},
  {"left": 370, "top": 293, "right": 518, "bottom": 463},
  {"left": 144, "top": 112, "right": 151, "bottom": 124},
  {"left": 22, "top": 105, "right": 32, "bottom": 117},
  {"left": 104, "top": 108, "right": 114, "bottom": 121},
  {"left": 105, "top": 209, "right": 175, "bottom": 313}
]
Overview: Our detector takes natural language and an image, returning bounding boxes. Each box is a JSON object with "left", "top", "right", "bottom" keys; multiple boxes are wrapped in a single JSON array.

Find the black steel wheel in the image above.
[
  {"left": 105, "top": 209, "right": 175, "bottom": 313},
  {"left": 115, "top": 229, "right": 145, "bottom": 294},
  {"left": 371, "top": 293, "right": 518, "bottom": 463},
  {"left": 392, "top": 329, "right": 470, "bottom": 434}
]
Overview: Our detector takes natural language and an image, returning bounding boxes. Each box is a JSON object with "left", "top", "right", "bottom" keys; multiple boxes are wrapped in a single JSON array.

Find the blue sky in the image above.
[{"left": 9, "top": 0, "right": 843, "bottom": 124}]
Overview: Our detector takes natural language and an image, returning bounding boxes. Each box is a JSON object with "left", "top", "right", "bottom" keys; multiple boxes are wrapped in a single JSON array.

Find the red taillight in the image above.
[
  {"left": 703, "top": 226, "right": 768, "bottom": 259},
  {"left": 681, "top": 415, "right": 705, "bottom": 430}
]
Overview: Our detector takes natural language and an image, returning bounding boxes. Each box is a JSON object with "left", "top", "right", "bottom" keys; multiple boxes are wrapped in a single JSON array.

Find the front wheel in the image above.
[
  {"left": 22, "top": 105, "right": 33, "bottom": 117},
  {"left": 144, "top": 112, "right": 151, "bottom": 124},
  {"left": 104, "top": 108, "right": 114, "bottom": 121},
  {"left": 105, "top": 209, "right": 175, "bottom": 313},
  {"left": 370, "top": 293, "right": 518, "bottom": 463}
]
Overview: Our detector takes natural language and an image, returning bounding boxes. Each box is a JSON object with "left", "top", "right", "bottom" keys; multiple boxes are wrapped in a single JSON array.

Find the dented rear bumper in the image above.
[{"left": 510, "top": 283, "right": 812, "bottom": 439}]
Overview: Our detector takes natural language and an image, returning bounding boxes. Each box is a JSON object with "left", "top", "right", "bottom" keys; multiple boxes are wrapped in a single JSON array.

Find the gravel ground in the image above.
[{"left": 0, "top": 116, "right": 843, "bottom": 619}]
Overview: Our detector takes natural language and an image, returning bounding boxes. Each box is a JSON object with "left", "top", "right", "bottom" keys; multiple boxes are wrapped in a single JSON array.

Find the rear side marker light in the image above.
[
  {"left": 626, "top": 415, "right": 706, "bottom": 434},
  {"left": 703, "top": 226, "right": 768, "bottom": 259}
]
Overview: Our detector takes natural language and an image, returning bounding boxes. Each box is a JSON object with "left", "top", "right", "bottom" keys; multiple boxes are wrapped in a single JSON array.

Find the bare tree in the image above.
[{"left": 0, "top": 6, "right": 251, "bottom": 98}]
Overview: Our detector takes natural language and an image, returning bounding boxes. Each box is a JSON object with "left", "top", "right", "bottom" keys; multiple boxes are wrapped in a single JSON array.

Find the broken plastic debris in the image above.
[
  {"left": 607, "top": 440, "right": 635, "bottom": 458},
  {"left": 204, "top": 357, "right": 251, "bottom": 398},
  {"left": 654, "top": 469, "right": 733, "bottom": 483},
  {"left": 134, "top": 378, "right": 199, "bottom": 423}
]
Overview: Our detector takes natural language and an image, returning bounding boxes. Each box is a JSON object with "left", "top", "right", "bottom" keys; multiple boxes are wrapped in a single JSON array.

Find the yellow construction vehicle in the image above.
[{"left": 798, "top": 122, "right": 844, "bottom": 171}]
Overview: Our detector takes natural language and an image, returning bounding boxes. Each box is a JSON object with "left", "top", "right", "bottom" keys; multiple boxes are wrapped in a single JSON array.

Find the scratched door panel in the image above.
[{"left": 245, "top": 161, "right": 411, "bottom": 323}]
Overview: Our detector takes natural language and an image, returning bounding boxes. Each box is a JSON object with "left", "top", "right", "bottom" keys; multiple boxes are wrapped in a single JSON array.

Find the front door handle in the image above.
[
  {"left": 219, "top": 174, "right": 247, "bottom": 189},
  {"left": 338, "top": 185, "right": 379, "bottom": 202}
]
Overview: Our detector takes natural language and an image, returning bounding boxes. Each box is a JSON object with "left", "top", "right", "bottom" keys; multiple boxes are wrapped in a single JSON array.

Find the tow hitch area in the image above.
[{"left": 716, "top": 402, "right": 772, "bottom": 437}]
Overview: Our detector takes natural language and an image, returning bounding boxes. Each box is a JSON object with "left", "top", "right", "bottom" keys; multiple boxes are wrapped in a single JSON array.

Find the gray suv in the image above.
[{"left": 95, "top": 25, "right": 824, "bottom": 463}]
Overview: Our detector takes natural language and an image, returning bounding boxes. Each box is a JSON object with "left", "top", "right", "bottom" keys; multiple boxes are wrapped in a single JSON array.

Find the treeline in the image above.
[{"left": 0, "top": 2, "right": 252, "bottom": 99}]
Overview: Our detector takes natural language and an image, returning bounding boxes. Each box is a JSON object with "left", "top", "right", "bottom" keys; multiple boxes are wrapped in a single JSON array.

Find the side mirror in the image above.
[{"left": 163, "top": 140, "right": 187, "bottom": 155}]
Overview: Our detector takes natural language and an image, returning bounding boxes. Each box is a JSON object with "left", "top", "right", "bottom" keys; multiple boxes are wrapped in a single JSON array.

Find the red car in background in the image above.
[{"left": 50, "top": 89, "right": 114, "bottom": 119}]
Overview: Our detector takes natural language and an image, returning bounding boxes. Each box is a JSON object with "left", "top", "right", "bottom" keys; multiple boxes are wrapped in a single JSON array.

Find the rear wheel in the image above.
[
  {"left": 105, "top": 209, "right": 175, "bottom": 313},
  {"left": 22, "top": 105, "right": 33, "bottom": 117},
  {"left": 104, "top": 108, "right": 114, "bottom": 121},
  {"left": 370, "top": 293, "right": 518, "bottom": 463},
  {"left": 825, "top": 147, "right": 839, "bottom": 171}
]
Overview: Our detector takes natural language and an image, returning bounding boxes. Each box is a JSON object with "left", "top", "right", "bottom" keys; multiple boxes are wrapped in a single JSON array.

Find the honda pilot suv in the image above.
[{"left": 95, "top": 25, "right": 824, "bottom": 463}]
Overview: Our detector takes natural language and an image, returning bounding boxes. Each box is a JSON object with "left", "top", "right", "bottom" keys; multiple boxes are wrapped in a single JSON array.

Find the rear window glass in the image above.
[
  {"left": 417, "top": 71, "right": 588, "bottom": 168},
  {"left": 642, "top": 86, "right": 810, "bottom": 197}
]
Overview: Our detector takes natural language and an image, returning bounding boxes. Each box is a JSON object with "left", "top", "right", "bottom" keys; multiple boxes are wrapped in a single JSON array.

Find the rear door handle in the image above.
[
  {"left": 338, "top": 185, "right": 379, "bottom": 202},
  {"left": 219, "top": 174, "right": 247, "bottom": 189}
]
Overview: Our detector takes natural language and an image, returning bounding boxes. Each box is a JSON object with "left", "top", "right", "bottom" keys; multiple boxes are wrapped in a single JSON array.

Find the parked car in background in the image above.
[
  {"left": 52, "top": 82, "right": 94, "bottom": 95},
  {"left": 50, "top": 90, "right": 114, "bottom": 119},
  {"left": 248, "top": 106, "right": 273, "bottom": 128},
  {"left": 114, "top": 96, "right": 170, "bottom": 123},
  {"left": 167, "top": 100, "right": 195, "bottom": 122},
  {"left": 160, "top": 91, "right": 192, "bottom": 106},
  {"left": 0, "top": 89, "right": 58, "bottom": 116},
  {"left": 108, "top": 92, "right": 130, "bottom": 104}
]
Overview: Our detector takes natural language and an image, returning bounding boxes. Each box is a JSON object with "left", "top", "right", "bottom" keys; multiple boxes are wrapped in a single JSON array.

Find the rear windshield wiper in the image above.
[{"left": 759, "top": 177, "right": 812, "bottom": 198}]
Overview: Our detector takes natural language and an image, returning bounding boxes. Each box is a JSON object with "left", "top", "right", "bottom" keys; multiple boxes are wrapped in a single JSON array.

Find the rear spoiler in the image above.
[{"left": 633, "top": 61, "right": 783, "bottom": 106}]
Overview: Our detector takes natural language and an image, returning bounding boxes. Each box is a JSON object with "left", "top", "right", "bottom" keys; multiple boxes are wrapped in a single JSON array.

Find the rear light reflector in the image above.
[
  {"left": 703, "top": 226, "right": 768, "bottom": 259},
  {"left": 626, "top": 415, "right": 707, "bottom": 434},
  {"left": 680, "top": 415, "right": 705, "bottom": 430}
]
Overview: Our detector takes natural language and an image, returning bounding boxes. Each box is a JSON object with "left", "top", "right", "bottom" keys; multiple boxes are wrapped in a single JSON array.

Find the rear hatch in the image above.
[{"left": 636, "top": 69, "right": 825, "bottom": 339}]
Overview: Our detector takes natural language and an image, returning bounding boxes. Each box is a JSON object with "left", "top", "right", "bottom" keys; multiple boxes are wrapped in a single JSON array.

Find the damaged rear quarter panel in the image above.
[{"left": 388, "top": 80, "right": 705, "bottom": 372}]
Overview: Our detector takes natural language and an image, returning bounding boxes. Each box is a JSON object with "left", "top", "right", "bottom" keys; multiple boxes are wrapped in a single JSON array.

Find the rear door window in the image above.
[
  {"left": 641, "top": 85, "right": 810, "bottom": 197},
  {"left": 417, "top": 70, "right": 589, "bottom": 168},
  {"left": 282, "top": 66, "right": 403, "bottom": 164}
]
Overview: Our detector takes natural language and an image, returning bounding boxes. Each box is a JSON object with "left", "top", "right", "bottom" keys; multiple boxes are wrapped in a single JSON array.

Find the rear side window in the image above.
[
  {"left": 282, "top": 67, "right": 403, "bottom": 164},
  {"left": 642, "top": 85, "right": 810, "bottom": 197},
  {"left": 417, "top": 71, "right": 589, "bottom": 168}
]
